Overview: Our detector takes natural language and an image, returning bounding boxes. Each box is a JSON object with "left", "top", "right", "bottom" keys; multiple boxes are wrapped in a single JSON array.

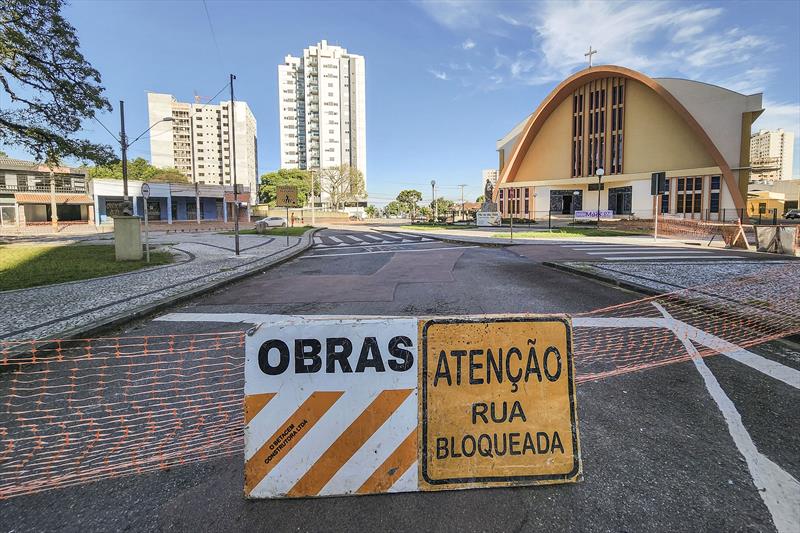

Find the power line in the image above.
[{"left": 201, "top": 0, "right": 225, "bottom": 70}]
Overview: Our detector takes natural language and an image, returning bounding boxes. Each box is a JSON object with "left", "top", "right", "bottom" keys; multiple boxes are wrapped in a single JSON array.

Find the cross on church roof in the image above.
[{"left": 584, "top": 45, "right": 597, "bottom": 68}]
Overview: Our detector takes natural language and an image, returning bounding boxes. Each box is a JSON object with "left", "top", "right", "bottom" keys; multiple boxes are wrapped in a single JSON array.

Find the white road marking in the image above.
[
  {"left": 328, "top": 236, "right": 344, "bottom": 244},
  {"left": 155, "top": 312, "right": 407, "bottom": 323},
  {"left": 585, "top": 250, "right": 715, "bottom": 255},
  {"left": 313, "top": 237, "right": 323, "bottom": 245},
  {"left": 301, "top": 245, "right": 478, "bottom": 258},
  {"left": 360, "top": 233, "right": 391, "bottom": 242},
  {"left": 602, "top": 255, "right": 744, "bottom": 261},
  {"left": 569, "top": 246, "right": 694, "bottom": 251},
  {"left": 652, "top": 302, "right": 800, "bottom": 533},
  {"left": 574, "top": 316, "right": 800, "bottom": 389}
]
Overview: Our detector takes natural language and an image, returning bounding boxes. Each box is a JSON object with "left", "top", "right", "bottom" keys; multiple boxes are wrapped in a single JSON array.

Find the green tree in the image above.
[
  {"left": 476, "top": 195, "right": 485, "bottom": 203},
  {"left": 431, "top": 197, "right": 454, "bottom": 213},
  {"left": 0, "top": 150, "right": 7, "bottom": 157},
  {"left": 320, "top": 164, "right": 365, "bottom": 210},
  {"left": 384, "top": 201, "right": 403, "bottom": 217},
  {"left": 396, "top": 189, "right": 422, "bottom": 216},
  {"left": 0, "top": 0, "right": 114, "bottom": 164},
  {"left": 364, "top": 205, "right": 379, "bottom": 218},
  {"left": 258, "top": 168, "right": 318, "bottom": 206},
  {"left": 87, "top": 158, "right": 187, "bottom": 182}
]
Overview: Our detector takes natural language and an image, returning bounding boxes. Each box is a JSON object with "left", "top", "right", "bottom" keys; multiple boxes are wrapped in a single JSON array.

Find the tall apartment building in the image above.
[
  {"left": 750, "top": 128, "right": 795, "bottom": 181},
  {"left": 482, "top": 169, "right": 498, "bottom": 189},
  {"left": 147, "top": 92, "right": 259, "bottom": 203},
  {"left": 278, "top": 40, "right": 366, "bottom": 206}
]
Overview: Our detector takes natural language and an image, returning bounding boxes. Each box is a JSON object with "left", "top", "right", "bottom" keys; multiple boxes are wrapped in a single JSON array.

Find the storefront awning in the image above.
[{"left": 14, "top": 193, "right": 94, "bottom": 205}]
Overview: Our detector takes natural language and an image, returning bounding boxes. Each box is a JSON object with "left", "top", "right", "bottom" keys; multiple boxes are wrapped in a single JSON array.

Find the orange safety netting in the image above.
[{"left": 1, "top": 264, "right": 797, "bottom": 499}]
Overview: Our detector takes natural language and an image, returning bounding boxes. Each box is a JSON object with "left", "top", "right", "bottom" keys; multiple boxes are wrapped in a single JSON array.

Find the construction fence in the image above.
[{"left": 0, "top": 264, "right": 798, "bottom": 499}]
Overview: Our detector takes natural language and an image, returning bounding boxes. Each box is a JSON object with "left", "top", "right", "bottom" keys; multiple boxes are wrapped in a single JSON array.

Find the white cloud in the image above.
[
  {"left": 415, "top": 0, "right": 491, "bottom": 30},
  {"left": 428, "top": 69, "right": 449, "bottom": 81},
  {"left": 714, "top": 67, "right": 775, "bottom": 95},
  {"left": 417, "top": 0, "right": 779, "bottom": 100},
  {"left": 462, "top": 38, "right": 476, "bottom": 50}
]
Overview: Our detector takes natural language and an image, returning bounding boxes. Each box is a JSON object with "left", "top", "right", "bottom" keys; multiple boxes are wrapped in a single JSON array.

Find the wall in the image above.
[
  {"left": 624, "top": 80, "right": 716, "bottom": 173},
  {"left": 509, "top": 98, "right": 572, "bottom": 181}
]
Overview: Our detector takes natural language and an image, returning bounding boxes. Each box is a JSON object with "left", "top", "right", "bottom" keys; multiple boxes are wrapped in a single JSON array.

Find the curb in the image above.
[
  {"left": 7, "top": 228, "right": 323, "bottom": 344},
  {"left": 542, "top": 261, "right": 664, "bottom": 296}
]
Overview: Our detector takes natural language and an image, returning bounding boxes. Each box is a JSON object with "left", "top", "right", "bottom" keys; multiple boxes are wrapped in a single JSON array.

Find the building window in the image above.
[
  {"left": 524, "top": 188, "right": 530, "bottom": 214},
  {"left": 709, "top": 175, "right": 720, "bottom": 214},
  {"left": 675, "top": 177, "right": 703, "bottom": 214}
]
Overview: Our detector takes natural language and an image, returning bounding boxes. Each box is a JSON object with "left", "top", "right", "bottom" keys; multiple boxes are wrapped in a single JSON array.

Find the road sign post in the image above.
[
  {"left": 276, "top": 186, "right": 299, "bottom": 247},
  {"left": 651, "top": 172, "right": 666, "bottom": 241},
  {"left": 141, "top": 183, "right": 150, "bottom": 263}
]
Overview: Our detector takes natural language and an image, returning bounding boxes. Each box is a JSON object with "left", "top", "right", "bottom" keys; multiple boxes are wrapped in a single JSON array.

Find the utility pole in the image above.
[
  {"left": 458, "top": 184, "right": 467, "bottom": 221},
  {"left": 310, "top": 168, "right": 316, "bottom": 226},
  {"left": 230, "top": 74, "right": 240, "bottom": 256},
  {"left": 119, "top": 100, "right": 130, "bottom": 215},
  {"left": 431, "top": 179, "right": 437, "bottom": 222}
]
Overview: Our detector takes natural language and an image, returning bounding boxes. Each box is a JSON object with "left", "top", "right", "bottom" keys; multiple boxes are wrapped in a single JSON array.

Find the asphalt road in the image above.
[{"left": 2, "top": 228, "right": 798, "bottom": 532}]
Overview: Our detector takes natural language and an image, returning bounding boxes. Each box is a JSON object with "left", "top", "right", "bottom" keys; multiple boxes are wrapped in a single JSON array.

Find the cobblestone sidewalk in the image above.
[
  {"left": 560, "top": 259, "right": 799, "bottom": 294},
  {"left": 0, "top": 230, "right": 315, "bottom": 341}
]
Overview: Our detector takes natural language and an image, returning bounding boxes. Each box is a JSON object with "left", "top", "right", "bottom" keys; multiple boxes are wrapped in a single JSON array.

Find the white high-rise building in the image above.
[
  {"left": 278, "top": 40, "right": 366, "bottom": 206},
  {"left": 750, "top": 128, "right": 794, "bottom": 181},
  {"left": 481, "top": 169, "right": 498, "bottom": 200},
  {"left": 147, "top": 92, "right": 258, "bottom": 203}
]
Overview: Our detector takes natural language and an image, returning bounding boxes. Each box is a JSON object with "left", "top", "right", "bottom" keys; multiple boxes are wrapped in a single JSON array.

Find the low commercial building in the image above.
[
  {"left": 0, "top": 156, "right": 94, "bottom": 229},
  {"left": 89, "top": 179, "right": 251, "bottom": 224},
  {"left": 494, "top": 65, "right": 763, "bottom": 222},
  {"left": 748, "top": 178, "right": 800, "bottom": 215}
]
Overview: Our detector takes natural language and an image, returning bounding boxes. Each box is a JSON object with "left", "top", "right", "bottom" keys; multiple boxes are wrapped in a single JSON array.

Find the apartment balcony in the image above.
[{"left": 0, "top": 175, "right": 87, "bottom": 194}]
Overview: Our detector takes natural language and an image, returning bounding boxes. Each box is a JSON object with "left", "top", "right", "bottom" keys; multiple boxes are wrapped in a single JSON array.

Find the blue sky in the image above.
[{"left": 2, "top": 0, "right": 799, "bottom": 205}]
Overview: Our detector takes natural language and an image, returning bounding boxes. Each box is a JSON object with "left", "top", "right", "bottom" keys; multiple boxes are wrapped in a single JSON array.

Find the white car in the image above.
[{"left": 257, "top": 216, "right": 287, "bottom": 227}]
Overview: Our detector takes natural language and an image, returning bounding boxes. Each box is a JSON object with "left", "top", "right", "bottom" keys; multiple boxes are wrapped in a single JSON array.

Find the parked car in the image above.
[
  {"left": 785, "top": 209, "right": 800, "bottom": 219},
  {"left": 257, "top": 216, "right": 287, "bottom": 227}
]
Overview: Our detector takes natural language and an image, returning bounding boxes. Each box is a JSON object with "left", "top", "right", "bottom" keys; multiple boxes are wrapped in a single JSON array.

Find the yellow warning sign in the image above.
[
  {"left": 275, "top": 185, "right": 299, "bottom": 207},
  {"left": 418, "top": 316, "right": 581, "bottom": 490}
]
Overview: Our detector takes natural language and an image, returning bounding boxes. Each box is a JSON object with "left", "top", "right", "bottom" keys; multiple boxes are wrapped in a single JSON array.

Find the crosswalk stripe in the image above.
[
  {"left": 329, "top": 236, "right": 344, "bottom": 244},
  {"left": 313, "top": 237, "right": 323, "bottom": 245},
  {"left": 360, "top": 233, "right": 385, "bottom": 241}
]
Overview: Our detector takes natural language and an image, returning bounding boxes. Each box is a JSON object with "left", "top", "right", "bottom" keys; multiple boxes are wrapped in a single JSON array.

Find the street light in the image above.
[
  {"left": 431, "top": 179, "right": 436, "bottom": 222},
  {"left": 595, "top": 167, "right": 605, "bottom": 226},
  {"left": 117, "top": 100, "right": 173, "bottom": 215}
]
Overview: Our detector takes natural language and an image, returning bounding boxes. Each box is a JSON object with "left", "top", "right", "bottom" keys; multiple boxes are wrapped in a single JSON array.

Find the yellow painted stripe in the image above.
[
  {"left": 244, "top": 391, "right": 343, "bottom": 495},
  {"left": 287, "top": 389, "right": 413, "bottom": 497},
  {"left": 357, "top": 427, "right": 417, "bottom": 494},
  {"left": 244, "top": 393, "right": 276, "bottom": 426}
]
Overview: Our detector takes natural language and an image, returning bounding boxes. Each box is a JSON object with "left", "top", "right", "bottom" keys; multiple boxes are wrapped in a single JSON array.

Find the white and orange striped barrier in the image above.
[{"left": 244, "top": 316, "right": 581, "bottom": 498}]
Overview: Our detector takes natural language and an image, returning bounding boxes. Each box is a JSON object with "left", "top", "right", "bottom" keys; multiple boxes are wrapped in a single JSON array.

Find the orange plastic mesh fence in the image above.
[{"left": 1, "top": 264, "right": 797, "bottom": 498}]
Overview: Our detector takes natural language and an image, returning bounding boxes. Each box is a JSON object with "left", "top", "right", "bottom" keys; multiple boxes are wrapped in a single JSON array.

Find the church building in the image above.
[{"left": 494, "top": 65, "right": 763, "bottom": 221}]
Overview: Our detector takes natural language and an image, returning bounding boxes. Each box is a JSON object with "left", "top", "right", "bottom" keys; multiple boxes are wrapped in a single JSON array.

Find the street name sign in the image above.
[
  {"left": 275, "top": 186, "right": 299, "bottom": 207},
  {"left": 243, "top": 315, "right": 581, "bottom": 499}
]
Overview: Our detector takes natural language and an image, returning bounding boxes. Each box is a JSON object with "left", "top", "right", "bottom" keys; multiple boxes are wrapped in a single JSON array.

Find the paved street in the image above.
[{"left": 2, "top": 227, "right": 797, "bottom": 532}]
